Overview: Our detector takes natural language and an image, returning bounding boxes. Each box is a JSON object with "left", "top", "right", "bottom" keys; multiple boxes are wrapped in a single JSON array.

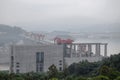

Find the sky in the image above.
[{"left": 0, "top": 0, "right": 120, "bottom": 32}]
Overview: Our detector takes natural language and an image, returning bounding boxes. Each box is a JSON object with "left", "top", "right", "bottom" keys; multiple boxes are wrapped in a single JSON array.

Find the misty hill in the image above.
[
  {"left": 0, "top": 24, "right": 25, "bottom": 46},
  {"left": 0, "top": 24, "right": 25, "bottom": 34},
  {"left": 73, "top": 24, "right": 120, "bottom": 33},
  {"left": 50, "top": 31, "right": 70, "bottom": 35}
]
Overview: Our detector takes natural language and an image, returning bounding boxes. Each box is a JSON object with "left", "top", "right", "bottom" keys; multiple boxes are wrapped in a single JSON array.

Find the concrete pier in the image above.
[{"left": 64, "top": 43, "right": 108, "bottom": 57}]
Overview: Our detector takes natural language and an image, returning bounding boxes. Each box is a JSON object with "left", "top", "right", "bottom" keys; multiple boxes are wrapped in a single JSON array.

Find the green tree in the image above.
[
  {"left": 68, "top": 60, "right": 100, "bottom": 76},
  {"left": 12, "top": 77, "right": 24, "bottom": 80},
  {"left": 92, "top": 75, "right": 109, "bottom": 80},
  {"left": 75, "top": 76, "right": 87, "bottom": 80},
  {"left": 48, "top": 64, "right": 58, "bottom": 79},
  {"left": 102, "top": 53, "right": 120, "bottom": 72},
  {"left": 99, "top": 65, "right": 120, "bottom": 80},
  {"left": 99, "top": 65, "right": 110, "bottom": 76},
  {"left": 115, "top": 76, "right": 120, "bottom": 80},
  {"left": 65, "top": 76, "right": 74, "bottom": 80},
  {"left": 0, "top": 72, "right": 10, "bottom": 80}
]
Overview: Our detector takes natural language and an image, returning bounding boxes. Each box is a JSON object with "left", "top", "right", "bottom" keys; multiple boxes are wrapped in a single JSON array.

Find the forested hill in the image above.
[
  {"left": 0, "top": 24, "right": 25, "bottom": 34},
  {"left": 0, "top": 24, "right": 26, "bottom": 46}
]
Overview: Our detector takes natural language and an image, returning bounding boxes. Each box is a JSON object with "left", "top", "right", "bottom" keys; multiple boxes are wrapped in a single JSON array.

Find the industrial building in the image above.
[
  {"left": 10, "top": 44, "right": 64, "bottom": 73},
  {"left": 10, "top": 43, "right": 107, "bottom": 73}
]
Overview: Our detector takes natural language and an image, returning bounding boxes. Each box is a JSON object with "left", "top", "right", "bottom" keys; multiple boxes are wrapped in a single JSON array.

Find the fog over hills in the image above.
[
  {"left": 0, "top": 24, "right": 25, "bottom": 46},
  {"left": 0, "top": 24, "right": 25, "bottom": 33},
  {"left": 15, "top": 23, "right": 120, "bottom": 33},
  {"left": 69, "top": 23, "right": 120, "bottom": 33},
  {"left": 0, "top": 23, "right": 120, "bottom": 47}
]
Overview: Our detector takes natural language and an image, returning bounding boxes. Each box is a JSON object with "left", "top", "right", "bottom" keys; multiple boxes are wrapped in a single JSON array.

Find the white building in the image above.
[
  {"left": 10, "top": 44, "right": 64, "bottom": 73},
  {"left": 10, "top": 43, "right": 107, "bottom": 73}
]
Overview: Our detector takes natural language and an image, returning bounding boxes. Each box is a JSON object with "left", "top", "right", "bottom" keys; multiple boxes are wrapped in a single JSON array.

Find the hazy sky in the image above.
[{"left": 0, "top": 0, "right": 120, "bottom": 31}]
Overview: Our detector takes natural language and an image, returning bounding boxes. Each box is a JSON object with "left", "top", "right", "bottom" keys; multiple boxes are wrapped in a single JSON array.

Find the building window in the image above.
[
  {"left": 59, "top": 67, "right": 62, "bottom": 71},
  {"left": 16, "top": 69, "right": 20, "bottom": 73},
  {"left": 11, "top": 56, "right": 14, "bottom": 68},
  {"left": 59, "top": 60, "right": 62, "bottom": 65},
  {"left": 36, "top": 52, "right": 44, "bottom": 72},
  {"left": 36, "top": 63, "right": 44, "bottom": 72},
  {"left": 11, "top": 56, "right": 14, "bottom": 61},
  {"left": 59, "top": 63, "right": 62, "bottom": 65},
  {"left": 36, "top": 52, "right": 44, "bottom": 63},
  {"left": 40, "top": 66, "right": 43, "bottom": 72},
  {"left": 16, "top": 62, "right": 20, "bottom": 68},
  {"left": 59, "top": 60, "right": 62, "bottom": 62}
]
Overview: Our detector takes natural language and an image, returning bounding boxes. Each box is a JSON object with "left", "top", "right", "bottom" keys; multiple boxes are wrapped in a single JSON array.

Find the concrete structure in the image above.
[
  {"left": 10, "top": 43, "right": 108, "bottom": 73},
  {"left": 64, "top": 43, "right": 108, "bottom": 57},
  {"left": 10, "top": 45, "right": 64, "bottom": 73},
  {"left": 63, "top": 43, "right": 108, "bottom": 66}
]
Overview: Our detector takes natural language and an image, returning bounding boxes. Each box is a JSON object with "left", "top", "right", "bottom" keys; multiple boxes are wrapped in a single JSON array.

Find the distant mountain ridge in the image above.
[
  {"left": 0, "top": 24, "right": 26, "bottom": 46},
  {"left": 0, "top": 24, "right": 25, "bottom": 34}
]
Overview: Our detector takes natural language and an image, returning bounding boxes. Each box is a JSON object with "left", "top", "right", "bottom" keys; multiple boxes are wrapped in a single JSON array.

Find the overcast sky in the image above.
[{"left": 0, "top": 0, "right": 120, "bottom": 32}]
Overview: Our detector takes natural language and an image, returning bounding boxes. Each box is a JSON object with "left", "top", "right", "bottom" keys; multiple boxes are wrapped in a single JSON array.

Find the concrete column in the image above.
[
  {"left": 83, "top": 45, "right": 86, "bottom": 52},
  {"left": 70, "top": 44, "right": 72, "bottom": 58},
  {"left": 76, "top": 44, "right": 80, "bottom": 57},
  {"left": 74, "top": 44, "right": 76, "bottom": 51},
  {"left": 88, "top": 44, "right": 92, "bottom": 53},
  {"left": 73, "top": 44, "right": 77, "bottom": 57},
  {"left": 78, "top": 44, "right": 82, "bottom": 52},
  {"left": 95, "top": 43, "right": 101, "bottom": 56},
  {"left": 104, "top": 44, "right": 107, "bottom": 57},
  {"left": 79, "top": 44, "right": 82, "bottom": 57}
]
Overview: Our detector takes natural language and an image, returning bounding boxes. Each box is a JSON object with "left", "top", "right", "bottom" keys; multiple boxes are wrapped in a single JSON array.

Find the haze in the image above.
[{"left": 0, "top": 0, "right": 120, "bottom": 32}]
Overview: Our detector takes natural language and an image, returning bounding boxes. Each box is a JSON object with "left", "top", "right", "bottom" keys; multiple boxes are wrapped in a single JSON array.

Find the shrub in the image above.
[
  {"left": 75, "top": 76, "right": 87, "bottom": 80},
  {"left": 65, "top": 76, "right": 74, "bottom": 80},
  {"left": 92, "top": 75, "right": 109, "bottom": 80},
  {"left": 115, "top": 76, "right": 120, "bottom": 80}
]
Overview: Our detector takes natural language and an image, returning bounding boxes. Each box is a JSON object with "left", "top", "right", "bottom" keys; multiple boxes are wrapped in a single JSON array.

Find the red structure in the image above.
[{"left": 54, "top": 37, "right": 73, "bottom": 44}]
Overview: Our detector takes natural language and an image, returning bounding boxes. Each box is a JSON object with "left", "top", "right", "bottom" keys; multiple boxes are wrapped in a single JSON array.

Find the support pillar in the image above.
[
  {"left": 73, "top": 44, "right": 76, "bottom": 51},
  {"left": 104, "top": 44, "right": 107, "bottom": 57},
  {"left": 77, "top": 44, "right": 81, "bottom": 57},
  {"left": 88, "top": 44, "right": 92, "bottom": 53},
  {"left": 96, "top": 43, "right": 101, "bottom": 56},
  {"left": 70, "top": 44, "right": 72, "bottom": 58},
  {"left": 73, "top": 44, "right": 77, "bottom": 57}
]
